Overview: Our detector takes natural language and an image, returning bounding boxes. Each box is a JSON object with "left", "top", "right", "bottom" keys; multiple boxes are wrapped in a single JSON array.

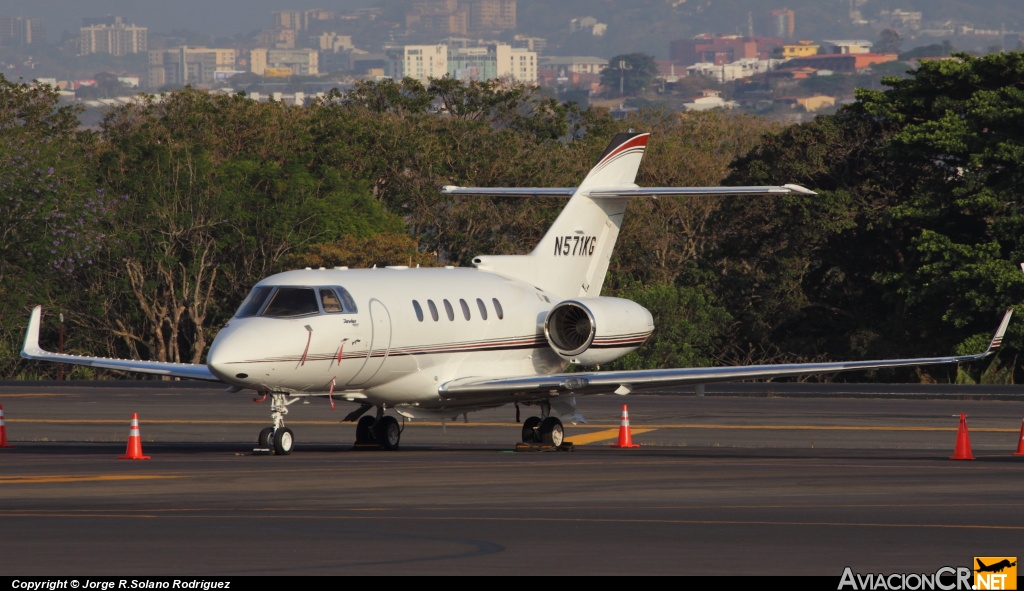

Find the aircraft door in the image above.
[{"left": 347, "top": 298, "right": 392, "bottom": 387}]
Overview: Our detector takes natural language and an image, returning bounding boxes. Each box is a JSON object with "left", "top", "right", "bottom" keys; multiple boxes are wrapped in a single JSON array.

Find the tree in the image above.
[
  {"left": 601, "top": 53, "right": 659, "bottom": 97},
  {"left": 876, "top": 29, "right": 903, "bottom": 54},
  {"left": 705, "top": 52, "right": 1024, "bottom": 380}
]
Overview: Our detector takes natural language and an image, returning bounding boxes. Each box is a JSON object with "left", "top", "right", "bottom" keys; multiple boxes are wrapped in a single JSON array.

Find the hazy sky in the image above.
[{"left": 0, "top": 0, "right": 378, "bottom": 38}]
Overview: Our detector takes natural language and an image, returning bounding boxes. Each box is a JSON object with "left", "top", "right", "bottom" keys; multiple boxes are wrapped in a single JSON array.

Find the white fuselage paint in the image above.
[{"left": 206, "top": 267, "right": 572, "bottom": 410}]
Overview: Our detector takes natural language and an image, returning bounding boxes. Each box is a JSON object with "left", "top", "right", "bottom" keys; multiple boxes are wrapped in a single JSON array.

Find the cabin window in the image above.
[
  {"left": 235, "top": 286, "right": 274, "bottom": 317},
  {"left": 459, "top": 299, "right": 471, "bottom": 320},
  {"left": 476, "top": 298, "right": 488, "bottom": 320},
  {"left": 412, "top": 300, "right": 424, "bottom": 322},
  {"left": 262, "top": 287, "right": 320, "bottom": 318},
  {"left": 427, "top": 300, "right": 439, "bottom": 321},
  {"left": 443, "top": 299, "right": 455, "bottom": 321},
  {"left": 492, "top": 298, "right": 504, "bottom": 319}
]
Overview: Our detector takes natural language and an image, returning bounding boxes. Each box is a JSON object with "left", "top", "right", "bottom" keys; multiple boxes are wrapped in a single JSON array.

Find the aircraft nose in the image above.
[{"left": 206, "top": 326, "right": 245, "bottom": 383}]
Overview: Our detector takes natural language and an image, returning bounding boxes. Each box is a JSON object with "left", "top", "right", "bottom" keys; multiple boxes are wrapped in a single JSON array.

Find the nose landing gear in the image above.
[{"left": 254, "top": 393, "right": 299, "bottom": 455}]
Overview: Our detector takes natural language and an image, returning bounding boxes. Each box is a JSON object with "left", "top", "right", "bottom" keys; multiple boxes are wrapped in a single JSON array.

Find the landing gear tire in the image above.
[
  {"left": 521, "top": 416, "right": 542, "bottom": 443},
  {"left": 273, "top": 427, "right": 294, "bottom": 455},
  {"left": 539, "top": 417, "right": 564, "bottom": 447},
  {"left": 377, "top": 416, "right": 401, "bottom": 450},
  {"left": 355, "top": 415, "right": 376, "bottom": 444},
  {"left": 258, "top": 427, "right": 274, "bottom": 449}
]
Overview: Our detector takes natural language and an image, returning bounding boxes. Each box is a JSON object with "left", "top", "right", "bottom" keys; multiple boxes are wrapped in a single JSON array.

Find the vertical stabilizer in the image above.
[{"left": 473, "top": 132, "right": 649, "bottom": 298}]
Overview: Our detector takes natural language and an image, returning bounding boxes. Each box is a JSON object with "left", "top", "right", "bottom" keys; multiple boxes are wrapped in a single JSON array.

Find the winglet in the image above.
[
  {"left": 985, "top": 308, "right": 1013, "bottom": 354},
  {"left": 21, "top": 305, "right": 44, "bottom": 358},
  {"left": 782, "top": 183, "right": 816, "bottom": 195}
]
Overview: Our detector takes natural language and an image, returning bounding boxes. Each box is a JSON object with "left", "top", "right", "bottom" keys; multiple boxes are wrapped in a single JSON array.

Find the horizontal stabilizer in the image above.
[
  {"left": 21, "top": 306, "right": 221, "bottom": 382},
  {"left": 440, "top": 184, "right": 815, "bottom": 198}
]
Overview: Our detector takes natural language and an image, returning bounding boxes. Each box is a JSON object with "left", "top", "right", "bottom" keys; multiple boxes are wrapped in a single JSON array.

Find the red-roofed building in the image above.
[{"left": 670, "top": 35, "right": 782, "bottom": 67}]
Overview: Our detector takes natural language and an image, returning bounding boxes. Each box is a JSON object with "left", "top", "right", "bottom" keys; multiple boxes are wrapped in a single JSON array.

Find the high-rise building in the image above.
[
  {"left": 449, "top": 43, "right": 536, "bottom": 83},
  {"left": 386, "top": 45, "right": 448, "bottom": 84},
  {"left": 767, "top": 9, "right": 795, "bottom": 40},
  {"left": 250, "top": 48, "right": 319, "bottom": 77},
  {"left": 0, "top": 16, "right": 45, "bottom": 47},
  {"left": 81, "top": 18, "right": 147, "bottom": 56},
  {"left": 149, "top": 47, "right": 236, "bottom": 88}
]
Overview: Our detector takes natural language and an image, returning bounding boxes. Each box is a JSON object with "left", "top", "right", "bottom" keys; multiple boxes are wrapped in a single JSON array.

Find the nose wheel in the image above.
[{"left": 255, "top": 393, "right": 299, "bottom": 455}]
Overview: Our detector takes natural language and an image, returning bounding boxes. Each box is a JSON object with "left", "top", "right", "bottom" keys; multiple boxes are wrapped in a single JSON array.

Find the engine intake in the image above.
[{"left": 543, "top": 298, "right": 653, "bottom": 366}]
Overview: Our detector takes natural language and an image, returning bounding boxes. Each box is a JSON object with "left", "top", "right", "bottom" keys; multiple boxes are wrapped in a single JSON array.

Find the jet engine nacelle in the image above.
[{"left": 543, "top": 297, "right": 654, "bottom": 366}]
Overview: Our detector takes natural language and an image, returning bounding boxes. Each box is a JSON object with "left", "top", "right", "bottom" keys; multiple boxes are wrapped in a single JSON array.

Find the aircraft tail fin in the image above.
[{"left": 472, "top": 132, "right": 649, "bottom": 298}]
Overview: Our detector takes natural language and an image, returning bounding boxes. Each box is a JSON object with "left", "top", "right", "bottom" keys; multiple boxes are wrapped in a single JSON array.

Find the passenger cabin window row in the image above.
[
  {"left": 413, "top": 298, "right": 503, "bottom": 322},
  {"left": 235, "top": 286, "right": 358, "bottom": 318}
]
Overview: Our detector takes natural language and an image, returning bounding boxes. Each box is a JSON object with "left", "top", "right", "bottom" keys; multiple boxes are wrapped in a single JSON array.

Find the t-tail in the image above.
[{"left": 441, "top": 132, "right": 815, "bottom": 299}]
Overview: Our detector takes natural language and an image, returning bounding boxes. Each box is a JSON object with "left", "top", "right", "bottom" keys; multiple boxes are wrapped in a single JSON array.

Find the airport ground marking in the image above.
[
  {"left": 1, "top": 510, "right": 1022, "bottom": 532},
  {"left": 568, "top": 428, "right": 656, "bottom": 445},
  {"left": 0, "top": 474, "right": 181, "bottom": 484}
]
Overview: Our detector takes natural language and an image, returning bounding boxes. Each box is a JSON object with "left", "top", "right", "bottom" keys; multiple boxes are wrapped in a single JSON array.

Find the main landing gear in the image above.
[
  {"left": 353, "top": 407, "right": 402, "bottom": 450},
  {"left": 255, "top": 393, "right": 299, "bottom": 455},
  {"left": 521, "top": 415, "right": 564, "bottom": 446}
]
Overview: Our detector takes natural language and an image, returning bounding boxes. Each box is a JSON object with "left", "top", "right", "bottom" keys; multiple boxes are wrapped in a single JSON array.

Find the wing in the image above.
[
  {"left": 439, "top": 310, "right": 1012, "bottom": 400},
  {"left": 21, "top": 306, "right": 222, "bottom": 382},
  {"left": 440, "top": 184, "right": 815, "bottom": 198}
]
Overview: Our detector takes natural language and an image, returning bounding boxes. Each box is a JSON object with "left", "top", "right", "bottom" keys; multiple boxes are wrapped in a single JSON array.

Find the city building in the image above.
[
  {"left": 767, "top": 8, "right": 795, "bottom": 40},
  {"left": 406, "top": 0, "right": 515, "bottom": 35},
  {"left": 670, "top": 35, "right": 782, "bottom": 67},
  {"left": 250, "top": 48, "right": 320, "bottom": 77},
  {"left": 0, "top": 16, "right": 45, "bottom": 47},
  {"left": 149, "top": 47, "right": 236, "bottom": 88},
  {"left": 449, "top": 44, "right": 536, "bottom": 83},
  {"left": 782, "top": 40, "right": 818, "bottom": 58},
  {"left": 80, "top": 17, "right": 147, "bottom": 56},
  {"left": 386, "top": 45, "right": 448, "bottom": 83},
  {"left": 539, "top": 55, "right": 607, "bottom": 75},
  {"left": 821, "top": 40, "right": 873, "bottom": 54}
]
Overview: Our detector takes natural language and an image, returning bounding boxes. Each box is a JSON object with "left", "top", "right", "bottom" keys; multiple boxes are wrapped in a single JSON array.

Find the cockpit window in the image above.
[
  {"left": 262, "top": 287, "right": 320, "bottom": 318},
  {"left": 236, "top": 286, "right": 274, "bottom": 318},
  {"left": 320, "top": 289, "right": 343, "bottom": 313}
]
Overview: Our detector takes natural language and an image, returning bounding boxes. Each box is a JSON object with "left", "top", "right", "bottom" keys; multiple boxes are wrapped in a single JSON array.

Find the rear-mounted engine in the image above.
[{"left": 543, "top": 297, "right": 653, "bottom": 366}]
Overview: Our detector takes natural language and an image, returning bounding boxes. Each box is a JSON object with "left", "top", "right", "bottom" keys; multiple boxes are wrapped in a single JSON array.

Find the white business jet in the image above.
[{"left": 22, "top": 132, "right": 1012, "bottom": 454}]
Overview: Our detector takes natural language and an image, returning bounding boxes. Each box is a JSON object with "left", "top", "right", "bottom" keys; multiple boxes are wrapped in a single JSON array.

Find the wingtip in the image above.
[
  {"left": 21, "top": 305, "right": 43, "bottom": 358},
  {"left": 986, "top": 308, "right": 1013, "bottom": 353},
  {"left": 783, "top": 183, "right": 817, "bottom": 195}
]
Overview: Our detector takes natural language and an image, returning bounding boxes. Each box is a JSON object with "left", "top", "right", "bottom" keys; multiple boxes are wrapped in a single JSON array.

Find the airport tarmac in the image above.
[{"left": 1, "top": 381, "right": 1023, "bottom": 576}]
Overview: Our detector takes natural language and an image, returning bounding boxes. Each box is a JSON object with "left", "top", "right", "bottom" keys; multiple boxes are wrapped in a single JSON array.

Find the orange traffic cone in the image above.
[
  {"left": 950, "top": 412, "right": 974, "bottom": 461},
  {"left": 118, "top": 413, "right": 151, "bottom": 460},
  {"left": 0, "top": 404, "right": 12, "bottom": 448},
  {"left": 1013, "top": 416, "right": 1024, "bottom": 456},
  {"left": 611, "top": 404, "right": 640, "bottom": 448}
]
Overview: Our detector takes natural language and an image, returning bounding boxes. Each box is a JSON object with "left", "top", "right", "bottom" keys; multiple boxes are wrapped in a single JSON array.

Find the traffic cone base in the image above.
[
  {"left": 1013, "top": 417, "right": 1024, "bottom": 456},
  {"left": 950, "top": 412, "right": 974, "bottom": 461},
  {"left": 0, "top": 404, "right": 12, "bottom": 448},
  {"left": 119, "top": 413, "right": 151, "bottom": 460},
  {"left": 612, "top": 404, "right": 640, "bottom": 448}
]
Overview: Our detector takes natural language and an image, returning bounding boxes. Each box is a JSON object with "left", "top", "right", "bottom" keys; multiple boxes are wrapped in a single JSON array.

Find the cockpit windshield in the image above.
[
  {"left": 262, "top": 287, "right": 320, "bottom": 318},
  {"left": 234, "top": 285, "right": 358, "bottom": 318}
]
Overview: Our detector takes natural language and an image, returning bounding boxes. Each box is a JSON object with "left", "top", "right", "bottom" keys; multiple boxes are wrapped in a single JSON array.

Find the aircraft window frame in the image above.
[
  {"left": 427, "top": 300, "right": 439, "bottom": 322},
  {"left": 459, "top": 299, "right": 471, "bottom": 320},
  {"left": 413, "top": 300, "right": 424, "bottom": 322},
  {"left": 443, "top": 299, "right": 455, "bottom": 321},
  {"left": 476, "top": 298, "right": 488, "bottom": 320},
  {"left": 492, "top": 298, "right": 504, "bottom": 320},
  {"left": 236, "top": 286, "right": 274, "bottom": 318},
  {"left": 262, "top": 287, "right": 321, "bottom": 318}
]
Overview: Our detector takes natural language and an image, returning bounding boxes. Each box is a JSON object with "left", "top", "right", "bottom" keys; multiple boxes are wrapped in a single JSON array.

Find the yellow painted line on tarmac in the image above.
[
  {"left": 0, "top": 393, "right": 78, "bottom": 398},
  {"left": 568, "top": 428, "right": 656, "bottom": 445},
  {"left": 0, "top": 474, "right": 181, "bottom": 484},
  {"left": 2, "top": 510, "right": 1022, "bottom": 532}
]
